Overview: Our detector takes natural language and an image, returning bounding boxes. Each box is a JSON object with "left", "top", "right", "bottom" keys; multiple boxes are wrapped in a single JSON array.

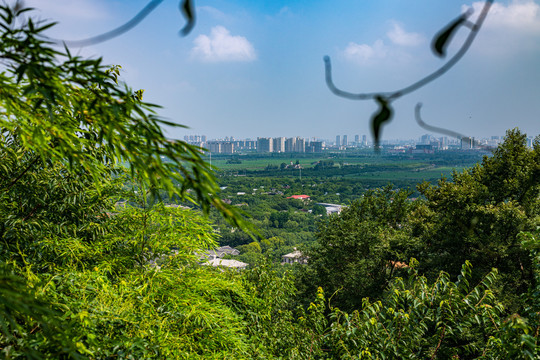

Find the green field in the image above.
[
  {"left": 344, "top": 166, "right": 463, "bottom": 181},
  {"left": 210, "top": 157, "right": 313, "bottom": 170},
  {"left": 209, "top": 150, "right": 485, "bottom": 184}
]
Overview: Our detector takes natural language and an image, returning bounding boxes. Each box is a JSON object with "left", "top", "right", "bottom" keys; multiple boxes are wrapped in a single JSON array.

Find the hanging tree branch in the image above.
[
  {"left": 414, "top": 103, "right": 467, "bottom": 140},
  {"left": 48, "top": 0, "right": 196, "bottom": 47},
  {"left": 415, "top": 103, "right": 493, "bottom": 150},
  {"left": 324, "top": 0, "right": 493, "bottom": 148}
]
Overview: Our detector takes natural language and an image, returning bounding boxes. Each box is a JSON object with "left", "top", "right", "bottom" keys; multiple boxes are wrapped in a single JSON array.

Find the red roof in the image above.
[{"left": 287, "top": 195, "right": 310, "bottom": 200}]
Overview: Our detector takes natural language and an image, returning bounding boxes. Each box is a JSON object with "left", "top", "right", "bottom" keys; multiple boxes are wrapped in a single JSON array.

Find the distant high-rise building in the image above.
[
  {"left": 439, "top": 137, "right": 448, "bottom": 150},
  {"left": 184, "top": 135, "right": 206, "bottom": 146},
  {"left": 273, "top": 137, "right": 286, "bottom": 153},
  {"left": 420, "top": 134, "right": 433, "bottom": 144},
  {"left": 308, "top": 141, "right": 323, "bottom": 153},
  {"left": 207, "top": 141, "right": 221, "bottom": 153},
  {"left": 342, "top": 135, "right": 348, "bottom": 147},
  {"left": 362, "top": 135, "right": 367, "bottom": 146},
  {"left": 354, "top": 135, "right": 359, "bottom": 144},
  {"left": 336, "top": 135, "right": 341, "bottom": 147},
  {"left": 257, "top": 137, "right": 273, "bottom": 152},
  {"left": 239, "top": 140, "right": 256, "bottom": 150},
  {"left": 285, "top": 137, "right": 296, "bottom": 152},
  {"left": 294, "top": 137, "right": 306, "bottom": 153},
  {"left": 461, "top": 137, "right": 474, "bottom": 149},
  {"left": 221, "top": 142, "right": 234, "bottom": 154}
]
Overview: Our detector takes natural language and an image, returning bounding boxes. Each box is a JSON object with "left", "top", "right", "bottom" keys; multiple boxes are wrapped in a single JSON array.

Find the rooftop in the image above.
[{"left": 287, "top": 195, "right": 310, "bottom": 200}]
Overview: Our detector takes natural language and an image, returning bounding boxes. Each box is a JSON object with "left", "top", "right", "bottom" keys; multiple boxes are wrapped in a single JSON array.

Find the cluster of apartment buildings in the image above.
[
  {"left": 335, "top": 134, "right": 368, "bottom": 149},
  {"left": 183, "top": 133, "right": 534, "bottom": 155},
  {"left": 256, "top": 137, "right": 324, "bottom": 153},
  {"left": 183, "top": 133, "right": 373, "bottom": 154},
  {"left": 184, "top": 136, "right": 254, "bottom": 154},
  {"left": 397, "top": 135, "right": 514, "bottom": 153},
  {"left": 184, "top": 135, "right": 325, "bottom": 154},
  {"left": 420, "top": 135, "right": 514, "bottom": 151}
]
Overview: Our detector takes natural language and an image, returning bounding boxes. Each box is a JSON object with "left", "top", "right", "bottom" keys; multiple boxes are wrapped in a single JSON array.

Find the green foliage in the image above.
[
  {"left": 518, "top": 230, "right": 540, "bottom": 358},
  {"left": 412, "top": 129, "right": 539, "bottom": 309},
  {"left": 321, "top": 260, "right": 520, "bottom": 359},
  {"left": 312, "top": 204, "right": 327, "bottom": 216},
  {"left": 269, "top": 211, "right": 290, "bottom": 229},
  {"left": 313, "top": 159, "right": 335, "bottom": 171},
  {"left": 0, "top": 4, "right": 242, "bottom": 226},
  {"left": 0, "top": 3, "right": 538, "bottom": 358},
  {"left": 41, "top": 265, "right": 255, "bottom": 359},
  {"left": 0, "top": 4, "right": 253, "bottom": 357},
  {"left": 480, "top": 129, "right": 540, "bottom": 214},
  {"left": 1, "top": 155, "right": 231, "bottom": 357},
  {"left": 301, "top": 186, "right": 415, "bottom": 311},
  {"left": 226, "top": 158, "right": 242, "bottom": 164},
  {"left": 1, "top": 149, "right": 114, "bottom": 241},
  {"left": 241, "top": 264, "right": 327, "bottom": 359},
  {"left": 0, "top": 264, "right": 81, "bottom": 359}
]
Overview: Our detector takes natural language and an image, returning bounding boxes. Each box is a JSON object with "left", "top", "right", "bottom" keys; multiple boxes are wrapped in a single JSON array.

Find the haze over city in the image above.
[{"left": 27, "top": 0, "right": 540, "bottom": 141}]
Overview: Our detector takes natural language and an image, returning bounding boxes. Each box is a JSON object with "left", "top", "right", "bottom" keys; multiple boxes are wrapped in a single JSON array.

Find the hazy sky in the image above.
[{"left": 24, "top": 0, "right": 540, "bottom": 142}]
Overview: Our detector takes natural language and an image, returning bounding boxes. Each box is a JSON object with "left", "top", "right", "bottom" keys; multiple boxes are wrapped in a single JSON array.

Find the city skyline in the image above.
[
  {"left": 185, "top": 132, "right": 512, "bottom": 144},
  {"left": 183, "top": 132, "right": 527, "bottom": 154},
  {"left": 182, "top": 132, "right": 514, "bottom": 154},
  {"left": 29, "top": 0, "right": 540, "bottom": 141}
]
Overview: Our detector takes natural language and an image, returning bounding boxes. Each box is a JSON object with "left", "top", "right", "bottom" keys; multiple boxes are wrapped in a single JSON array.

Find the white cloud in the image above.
[
  {"left": 342, "top": 21, "right": 426, "bottom": 64},
  {"left": 343, "top": 40, "right": 388, "bottom": 64},
  {"left": 464, "top": 0, "right": 540, "bottom": 32},
  {"left": 387, "top": 22, "right": 424, "bottom": 46},
  {"left": 191, "top": 26, "right": 256, "bottom": 63}
]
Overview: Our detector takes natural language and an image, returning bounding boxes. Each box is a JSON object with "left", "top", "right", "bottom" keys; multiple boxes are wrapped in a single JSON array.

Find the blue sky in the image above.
[{"left": 26, "top": 0, "right": 540, "bottom": 142}]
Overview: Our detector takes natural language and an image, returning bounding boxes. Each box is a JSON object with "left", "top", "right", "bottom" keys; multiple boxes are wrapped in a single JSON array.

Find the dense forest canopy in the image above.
[{"left": 0, "top": 3, "right": 539, "bottom": 359}]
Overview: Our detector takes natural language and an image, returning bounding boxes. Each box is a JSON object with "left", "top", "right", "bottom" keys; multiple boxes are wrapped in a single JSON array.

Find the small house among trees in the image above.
[
  {"left": 207, "top": 246, "right": 240, "bottom": 258},
  {"left": 281, "top": 249, "right": 308, "bottom": 265},
  {"left": 203, "top": 258, "right": 248, "bottom": 269}
]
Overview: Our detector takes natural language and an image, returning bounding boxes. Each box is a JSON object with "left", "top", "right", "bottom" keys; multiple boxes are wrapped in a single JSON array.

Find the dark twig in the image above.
[
  {"left": 414, "top": 103, "right": 466, "bottom": 140},
  {"left": 48, "top": 0, "right": 196, "bottom": 48},
  {"left": 324, "top": 1, "right": 492, "bottom": 102},
  {"left": 324, "top": 1, "right": 493, "bottom": 147},
  {"left": 389, "top": 3, "right": 490, "bottom": 100},
  {"left": 179, "top": 0, "right": 196, "bottom": 36},
  {"left": 431, "top": 323, "right": 447, "bottom": 360},
  {"left": 3, "top": 156, "right": 40, "bottom": 192},
  {"left": 323, "top": 57, "right": 379, "bottom": 100},
  {"left": 22, "top": 204, "right": 41, "bottom": 221},
  {"left": 49, "top": 0, "right": 164, "bottom": 47},
  {"left": 415, "top": 103, "right": 494, "bottom": 150}
]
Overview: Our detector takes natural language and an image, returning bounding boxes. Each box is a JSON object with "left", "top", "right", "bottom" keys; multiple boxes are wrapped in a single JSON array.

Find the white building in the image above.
[
  {"left": 203, "top": 258, "right": 247, "bottom": 269},
  {"left": 282, "top": 249, "right": 308, "bottom": 265}
]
